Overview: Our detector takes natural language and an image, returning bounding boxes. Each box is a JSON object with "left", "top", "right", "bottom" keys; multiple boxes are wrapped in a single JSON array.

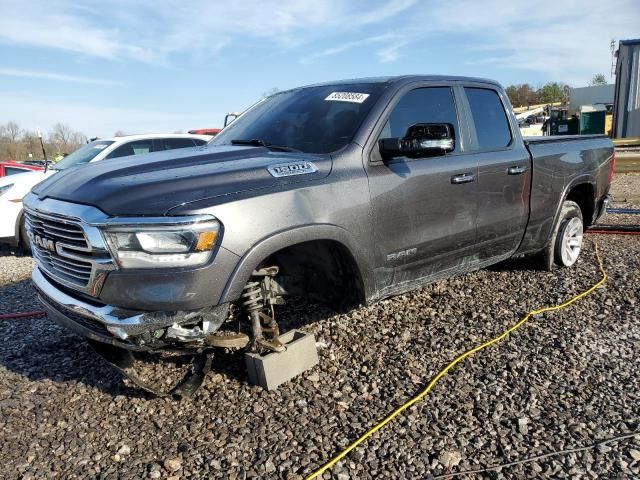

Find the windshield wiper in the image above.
[{"left": 230, "top": 139, "right": 301, "bottom": 153}]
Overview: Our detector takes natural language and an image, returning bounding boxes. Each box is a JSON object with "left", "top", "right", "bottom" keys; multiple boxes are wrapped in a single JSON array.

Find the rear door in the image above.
[
  {"left": 461, "top": 86, "right": 531, "bottom": 260},
  {"left": 366, "top": 85, "right": 479, "bottom": 296}
]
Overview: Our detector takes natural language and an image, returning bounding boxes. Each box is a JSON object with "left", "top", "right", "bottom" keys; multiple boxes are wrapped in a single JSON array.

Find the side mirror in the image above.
[{"left": 379, "top": 123, "right": 455, "bottom": 161}]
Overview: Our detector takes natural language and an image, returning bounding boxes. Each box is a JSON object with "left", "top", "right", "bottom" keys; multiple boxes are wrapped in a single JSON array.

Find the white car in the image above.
[{"left": 0, "top": 133, "right": 211, "bottom": 250}]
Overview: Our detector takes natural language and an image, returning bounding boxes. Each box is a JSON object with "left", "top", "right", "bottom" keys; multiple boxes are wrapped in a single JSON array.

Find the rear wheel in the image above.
[
  {"left": 540, "top": 200, "right": 583, "bottom": 270},
  {"left": 555, "top": 215, "right": 583, "bottom": 267}
]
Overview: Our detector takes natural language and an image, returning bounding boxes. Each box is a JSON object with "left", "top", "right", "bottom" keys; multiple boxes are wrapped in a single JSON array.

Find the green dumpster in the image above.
[{"left": 580, "top": 111, "right": 606, "bottom": 135}]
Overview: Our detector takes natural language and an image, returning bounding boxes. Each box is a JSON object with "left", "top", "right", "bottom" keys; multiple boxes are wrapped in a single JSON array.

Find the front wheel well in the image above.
[
  {"left": 566, "top": 183, "right": 595, "bottom": 227},
  {"left": 261, "top": 240, "right": 365, "bottom": 311},
  {"left": 16, "top": 211, "right": 29, "bottom": 249}
]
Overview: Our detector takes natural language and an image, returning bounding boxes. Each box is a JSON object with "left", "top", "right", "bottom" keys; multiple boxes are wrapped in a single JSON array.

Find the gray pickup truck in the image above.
[{"left": 24, "top": 76, "right": 614, "bottom": 380}]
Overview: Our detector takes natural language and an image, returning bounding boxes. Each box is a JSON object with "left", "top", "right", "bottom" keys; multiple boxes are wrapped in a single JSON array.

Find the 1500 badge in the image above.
[{"left": 267, "top": 161, "right": 318, "bottom": 178}]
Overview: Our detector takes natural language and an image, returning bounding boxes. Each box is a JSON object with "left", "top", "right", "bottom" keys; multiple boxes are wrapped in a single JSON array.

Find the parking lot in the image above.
[{"left": 1, "top": 174, "right": 639, "bottom": 479}]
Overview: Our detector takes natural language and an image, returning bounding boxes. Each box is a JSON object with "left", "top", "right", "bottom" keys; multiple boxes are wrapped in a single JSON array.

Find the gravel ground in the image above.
[
  {"left": 610, "top": 172, "right": 640, "bottom": 206},
  {"left": 0, "top": 175, "right": 639, "bottom": 479}
]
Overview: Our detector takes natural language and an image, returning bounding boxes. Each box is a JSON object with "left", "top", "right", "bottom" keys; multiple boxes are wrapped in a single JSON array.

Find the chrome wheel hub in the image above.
[{"left": 560, "top": 217, "right": 583, "bottom": 266}]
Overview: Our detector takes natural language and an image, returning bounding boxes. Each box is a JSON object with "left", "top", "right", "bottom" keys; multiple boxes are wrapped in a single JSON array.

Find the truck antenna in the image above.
[
  {"left": 610, "top": 39, "right": 617, "bottom": 79},
  {"left": 38, "top": 129, "right": 48, "bottom": 173}
]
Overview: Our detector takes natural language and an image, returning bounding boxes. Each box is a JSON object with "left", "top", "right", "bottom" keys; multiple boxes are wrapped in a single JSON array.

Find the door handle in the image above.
[
  {"left": 507, "top": 165, "right": 528, "bottom": 175},
  {"left": 451, "top": 173, "right": 476, "bottom": 184}
]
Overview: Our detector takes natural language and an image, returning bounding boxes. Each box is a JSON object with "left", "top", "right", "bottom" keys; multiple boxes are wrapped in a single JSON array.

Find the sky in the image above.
[{"left": 0, "top": 0, "right": 638, "bottom": 138}]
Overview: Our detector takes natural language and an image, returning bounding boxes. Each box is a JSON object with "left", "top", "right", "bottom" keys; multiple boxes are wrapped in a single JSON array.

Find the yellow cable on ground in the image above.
[{"left": 306, "top": 242, "right": 607, "bottom": 480}]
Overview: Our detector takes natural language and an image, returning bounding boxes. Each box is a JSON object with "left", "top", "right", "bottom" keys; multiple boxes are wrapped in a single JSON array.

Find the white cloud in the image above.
[
  {"left": 0, "top": 1, "right": 161, "bottom": 62},
  {"left": 376, "top": 38, "right": 412, "bottom": 63},
  {"left": 0, "top": 68, "right": 123, "bottom": 86},
  {"left": 300, "top": 33, "right": 405, "bottom": 64},
  {"left": 0, "top": 0, "right": 636, "bottom": 86},
  {"left": 296, "top": 0, "right": 639, "bottom": 84},
  {"left": 0, "top": 0, "right": 418, "bottom": 64},
  {"left": 425, "top": 0, "right": 640, "bottom": 85}
]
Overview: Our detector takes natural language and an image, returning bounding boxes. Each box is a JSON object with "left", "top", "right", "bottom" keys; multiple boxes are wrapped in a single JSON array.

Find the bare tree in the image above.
[
  {"left": 0, "top": 122, "right": 88, "bottom": 161},
  {"left": 21, "top": 130, "right": 42, "bottom": 158},
  {"left": 114, "top": 130, "right": 127, "bottom": 137},
  {"left": 70, "top": 131, "right": 88, "bottom": 146},
  {"left": 47, "top": 123, "right": 89, "bottom": 155},
  {"left": 49, "top": 122, "right": 74, "bottom": 150},
  {"left": 0, "top": 121, "right": 22, "bottom": 159},
  {"left": 5, "top": 121, "right": 22, "bottom": 143}
]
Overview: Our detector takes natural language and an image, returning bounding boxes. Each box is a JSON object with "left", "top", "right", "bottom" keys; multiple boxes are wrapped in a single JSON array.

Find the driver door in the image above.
[{"left": 366, "top": 86, "right": 479, "bottom": 297}]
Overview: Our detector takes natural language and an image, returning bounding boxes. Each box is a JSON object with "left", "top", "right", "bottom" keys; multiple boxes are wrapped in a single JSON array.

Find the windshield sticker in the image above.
[
  {"left": 325, "top": 92, "right": 370, "bottom": 103},
  {"left": 93, "top": 144, "right": 109, "bottom": 149},
  {"left": 268, "top": 161, "right": 318, "bottom": 178}
]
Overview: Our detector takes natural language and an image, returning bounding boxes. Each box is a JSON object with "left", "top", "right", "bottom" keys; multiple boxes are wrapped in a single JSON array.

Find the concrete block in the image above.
[{"left": 245, "top": 330, "right": 319, "bottom": 390}]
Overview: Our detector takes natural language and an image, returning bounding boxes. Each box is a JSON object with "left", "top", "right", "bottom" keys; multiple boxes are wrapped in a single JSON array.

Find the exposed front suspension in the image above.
[{"left": 240, "top": 266, "right": 286, "bottom": 352}]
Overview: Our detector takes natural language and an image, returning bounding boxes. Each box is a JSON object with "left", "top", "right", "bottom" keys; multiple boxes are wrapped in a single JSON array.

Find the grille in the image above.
[{"left": 25, "top": 209, "right": 93, "bottom": 288}]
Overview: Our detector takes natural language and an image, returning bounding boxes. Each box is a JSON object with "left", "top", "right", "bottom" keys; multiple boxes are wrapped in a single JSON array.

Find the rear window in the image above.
[
  {"left": 5, "top": 166, "right": 31, "bottom": 175},
  {"left": 465, "top": 88, "right": 512, "bottom": 151}
]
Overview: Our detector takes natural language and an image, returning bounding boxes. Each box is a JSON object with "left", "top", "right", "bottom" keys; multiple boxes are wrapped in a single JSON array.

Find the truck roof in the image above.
[
  {"left": 103, "top": 133, "right": 212, "bottom": 141},
  {"left": 296, "top": 75, "right": 502, "bottom": 90}
]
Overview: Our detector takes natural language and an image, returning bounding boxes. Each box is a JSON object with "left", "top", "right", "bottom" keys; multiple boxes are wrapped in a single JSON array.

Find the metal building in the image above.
[
  {"left": 568, "top": 84, "right": 615, "bottom": 111},
  {"left": 613, "top": 38, "right": 640, "bottom": 138}
]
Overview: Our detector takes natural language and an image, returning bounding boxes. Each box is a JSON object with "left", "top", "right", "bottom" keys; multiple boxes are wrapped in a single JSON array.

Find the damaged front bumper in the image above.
[{"left": 33, "top": 267, "right": 229, "bottom": 351}]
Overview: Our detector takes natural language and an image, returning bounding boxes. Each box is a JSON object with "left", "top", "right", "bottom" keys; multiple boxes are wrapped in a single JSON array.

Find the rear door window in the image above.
[
  {"left": 464, "top": 88, "right": 512, "bottom": 150},
  {"left": 107, "top": 139, "right": 153, "bottom": 159},
  {"left": 159, "top": 138, "right": 197, "bottom": 150}
]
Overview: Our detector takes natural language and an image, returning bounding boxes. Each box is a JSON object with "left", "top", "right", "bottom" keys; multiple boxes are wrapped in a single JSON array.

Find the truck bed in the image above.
[
  {"left": 517, "top": 134, "right": 614, "bottom": 254},
  {"left": 523, "top": 134, "right": 608, "bottom": 144}
]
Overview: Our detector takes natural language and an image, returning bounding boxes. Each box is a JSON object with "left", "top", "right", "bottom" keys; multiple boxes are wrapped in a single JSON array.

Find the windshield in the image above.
[
  {"left": 52, "top": 140, "right": 115, "bottom": 171},
  {"left": 211, "top": 83, "right": 386, "bottom": 154}
]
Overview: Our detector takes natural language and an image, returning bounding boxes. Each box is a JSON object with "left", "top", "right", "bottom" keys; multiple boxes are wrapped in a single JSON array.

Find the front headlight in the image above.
[
  {"left": 0, "top": 183, "right": 14, "bottom": 198},
  {"left": 102, "top": 218, "right": 220, "bottom": 269}
]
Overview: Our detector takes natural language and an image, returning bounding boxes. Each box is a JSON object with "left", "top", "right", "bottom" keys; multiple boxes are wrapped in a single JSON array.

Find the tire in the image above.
[
  {"left": 19, "top": 215, "right": 32, "bottom": 254},
  {"left": 541, "top": 200, "right": 583, "bottom": 270}
]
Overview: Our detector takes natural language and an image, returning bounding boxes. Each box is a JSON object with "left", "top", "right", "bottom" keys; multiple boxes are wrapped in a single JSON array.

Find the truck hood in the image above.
[{"left": 31, "top": 145, "right": 331, "bottom": 216}]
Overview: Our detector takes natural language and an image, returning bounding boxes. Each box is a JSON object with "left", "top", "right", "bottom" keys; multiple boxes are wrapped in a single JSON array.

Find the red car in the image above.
[
  {"left": 188, "top": 128, "right": 221, "bottom": 136},
  {"left": 0, "top": 160, "right": 46, "bottom": 177}
]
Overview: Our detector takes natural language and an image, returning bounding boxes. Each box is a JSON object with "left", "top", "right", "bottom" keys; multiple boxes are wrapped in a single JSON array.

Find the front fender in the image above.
[{"left": 219, "top": 224, "right": 376, "bottom": 304}]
